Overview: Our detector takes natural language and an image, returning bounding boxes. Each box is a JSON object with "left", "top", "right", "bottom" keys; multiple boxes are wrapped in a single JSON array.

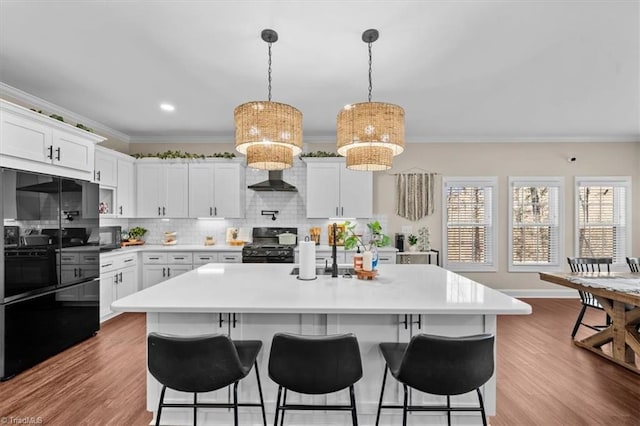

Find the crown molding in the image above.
[{"left": 0, "top": 82, "right": 131, "bottom": 143}]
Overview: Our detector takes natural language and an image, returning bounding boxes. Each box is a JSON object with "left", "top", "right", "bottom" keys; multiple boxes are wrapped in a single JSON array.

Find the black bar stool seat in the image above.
[
  {"left": 148, "top": 332, "right": 267, "bottom": 426},
  {"left": 376, "top": 333, "right": 495, "bottom": 426},
  {"left": 268, "top": 332, "right": 363, "bottom": 425}
]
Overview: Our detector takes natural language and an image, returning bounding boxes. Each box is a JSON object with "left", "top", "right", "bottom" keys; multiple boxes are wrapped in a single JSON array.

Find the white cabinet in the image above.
[
  {"left": 136, "top": 161, "right": 189, "bottom": 218},
  {"left": 58, "top": 251, "right": 100, "bottom": 301},
  {"left": 116, "top": 158, "right": 135, "bottom": 217},
  {"left": 0, "top": 100, "right": 104, "bottom": 180},
  {"left": 188, "top": 161, "right": 245, "bottom": 218},
  {"left": 304, "top": 158, "right": 372, "bottom": 218},
  {"left": 142, "top": 252, "right": 193, "bottom": 288},
  {"left": 94, "top": 147, "right": 118, "bottom": 186},
  {"left": 100, "top": 253, "right": 138, "bottom": 321}
]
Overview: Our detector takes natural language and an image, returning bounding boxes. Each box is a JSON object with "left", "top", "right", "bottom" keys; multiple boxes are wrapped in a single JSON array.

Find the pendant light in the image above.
[
  {"left": 337, "top": 29, "right": 405, "bottom": 171},
  {"left": 234, "top": 29, "right": 303, "bottom": 170}
]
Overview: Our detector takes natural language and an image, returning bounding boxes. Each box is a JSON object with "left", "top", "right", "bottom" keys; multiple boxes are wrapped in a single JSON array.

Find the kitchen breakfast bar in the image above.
[{"left": 112, "top": 263, "right": 531, "bottom": 425}]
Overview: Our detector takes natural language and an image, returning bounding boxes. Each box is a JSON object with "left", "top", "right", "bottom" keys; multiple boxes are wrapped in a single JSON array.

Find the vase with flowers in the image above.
[{"left": 341, "top": 221, "right": 391, "bottom": 270}]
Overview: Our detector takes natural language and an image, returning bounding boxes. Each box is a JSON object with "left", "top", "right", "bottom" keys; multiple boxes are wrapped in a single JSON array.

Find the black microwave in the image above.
[{"left": 98, "top": 226, "right": 121, "bottom": 251}]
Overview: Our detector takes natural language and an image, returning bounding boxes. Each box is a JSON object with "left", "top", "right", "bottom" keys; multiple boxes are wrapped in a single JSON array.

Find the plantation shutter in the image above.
[{"left": 444, "top": 177, "right": 497, "bottom": 271}]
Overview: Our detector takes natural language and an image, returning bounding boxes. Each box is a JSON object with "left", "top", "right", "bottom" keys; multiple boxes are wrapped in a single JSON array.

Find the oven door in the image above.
[
  {"left": 4, "top": 248, "right": 57, "bottom": 302},
  {"left": 242, "top": 256, "right": 294, "bottom": 264}
]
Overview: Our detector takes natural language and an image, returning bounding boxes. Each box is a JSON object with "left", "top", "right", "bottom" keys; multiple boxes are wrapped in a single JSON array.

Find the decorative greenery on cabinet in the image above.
[{"left": 132, "top": 150, "right": 236, "bottom": 159}]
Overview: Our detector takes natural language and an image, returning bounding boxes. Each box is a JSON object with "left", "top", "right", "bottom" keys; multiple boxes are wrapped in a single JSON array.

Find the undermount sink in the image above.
[{"left": 290, "top": 266, "right": 355, "bottom": 276}]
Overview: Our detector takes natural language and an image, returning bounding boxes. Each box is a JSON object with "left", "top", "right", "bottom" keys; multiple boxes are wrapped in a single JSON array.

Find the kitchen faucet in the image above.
[{"left": 330, "top": 223, "right": 338, "bottom": 277}]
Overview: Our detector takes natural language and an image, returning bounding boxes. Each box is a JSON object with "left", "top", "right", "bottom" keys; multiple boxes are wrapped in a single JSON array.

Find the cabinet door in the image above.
[
  {"left": 164, "top": 164, "right": 189, "bottom": 218},
  {"left": 188, "top": 163, "right": 215, "bottom": 217},
  {"left": 94, "top": 150, "right": 118, "bottom": 186},
  {"left": 142, "top": 265, "right": 167, "bottom": 289},
  {"left": 116, "top": 267, "right": 138, "bottom": 300},
  {"left": 52, "top": 129, "right": 94, "bottom": 173},
  {"left": 306, "top": 162, "right": 341, "bottom": 218},
  {"left": 136, "top": 163, "right": 164, "bottom": 217},
  {"left": 339, "top": 166, "right": 372, "bottom": 218},
  {"left": 0, "top": 109, "right": 52, "bottom": 164},
  {"left": 166, "top": 264, "right": 192, "bottom": 279},
  {"left": 100, "top": 273, "right": 116, "bottom": 319},
  {"left": 213, "top": 163, "right": 244, "bottom": 218},
  {"left": 116, "top": 159, "right": 135, "bottom": 217}
]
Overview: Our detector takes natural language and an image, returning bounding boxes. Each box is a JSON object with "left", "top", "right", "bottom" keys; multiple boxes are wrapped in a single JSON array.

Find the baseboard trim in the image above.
[{"left": 500, "top": 289, "right": 579, "bottom": 298}]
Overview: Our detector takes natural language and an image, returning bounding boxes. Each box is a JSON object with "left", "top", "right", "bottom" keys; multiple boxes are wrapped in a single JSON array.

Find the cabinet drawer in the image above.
[
  {"left": 218, "top": 252, "right": 241, "bottom": 263},
  {"left": 59, "top": 253, "right": 80, "bottom": 264},
  {"left": 143, "top": 252, "right": 168, "bottom": 264},
  {"left": 80, "top": 253, "right": 99, "bottom": 265},
  {"left": 168, "top": 252, "right": 193, "bottom": 264},
  {"left": 100, "top": 259, "right": 118, "bottom": 274},
  {"left": 193, "top": 252, "right": 218, "bottom": 265},
  {"left": 115, "top": 254, "right": 137, "bottom": 269}
]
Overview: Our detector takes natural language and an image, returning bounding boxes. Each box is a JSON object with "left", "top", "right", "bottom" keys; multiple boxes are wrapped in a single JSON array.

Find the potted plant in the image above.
[
  {"left": 127, "top": 226, "right": 147, "bottom": 242},
  {"left": 407, "top": 234, "right": 418, "bottom": 251},
  {"left": 341, "top": 221, "right": 391, "bottom": 270}
]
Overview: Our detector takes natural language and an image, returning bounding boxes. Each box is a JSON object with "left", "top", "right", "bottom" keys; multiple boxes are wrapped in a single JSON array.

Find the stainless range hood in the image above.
[{"left": 248, "top": 170, "right": 297, "bottom": 192}]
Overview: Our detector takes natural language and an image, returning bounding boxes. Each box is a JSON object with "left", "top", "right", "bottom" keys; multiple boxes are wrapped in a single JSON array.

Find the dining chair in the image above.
[
  {"left": 148, "top": 332, "right": 267, "bottom": 426},
  {"left": 626, "top": 257, "right": 639, "bottom": 272},
  {"left": 566, "top": 257, "right": 612, "bottom": 338}
]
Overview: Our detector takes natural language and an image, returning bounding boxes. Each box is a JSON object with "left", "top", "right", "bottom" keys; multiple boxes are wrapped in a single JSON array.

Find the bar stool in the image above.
[
  {"left": 268, "top": 332, "right": 363, "bottom": 425},
  {"left": 375, "top": 333, "right": 494, "bottom": 426},
  {"left": 147, "top": 332, "right": 267, "bottom": 426}
]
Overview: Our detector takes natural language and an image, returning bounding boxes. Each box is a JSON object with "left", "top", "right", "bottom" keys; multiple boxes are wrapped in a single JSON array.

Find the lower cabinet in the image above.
[
  {"left": 100, "top": 253, "right": 138, "bottom": 321},
  {"left": 58, "top": 251, "right": 100, "bottom": 301},
  {"left": 142, "top": 252, "right": 193, "bottom": 289}
]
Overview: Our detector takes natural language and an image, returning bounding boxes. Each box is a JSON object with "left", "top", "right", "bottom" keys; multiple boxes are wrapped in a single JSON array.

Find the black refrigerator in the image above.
[{"left": 1, "top": 168, "right": 100, "bottom": 381}]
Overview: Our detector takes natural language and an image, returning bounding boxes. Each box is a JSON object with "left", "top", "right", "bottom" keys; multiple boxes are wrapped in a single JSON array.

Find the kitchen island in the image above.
[{"left": 112, "top": 263, "right": 531, "bottom": 425}]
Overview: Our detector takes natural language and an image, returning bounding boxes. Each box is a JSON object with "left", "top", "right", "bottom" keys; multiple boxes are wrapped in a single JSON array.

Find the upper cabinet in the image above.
[
  {"left": 116, "top": 158, "right": 135, "bottom": 217},
  {"left": 94, "top": 146, "right": 136, "bottom": 218},
  {"left": 304, "top": 158, "right": 372, "bottom": 218},
  {"left": 188, "top": 160, "right": 245, "bottom": 218},
  {"left": 0, "top": 99, "right": 104, "bottom": 181},
  {"left": 94, "top": 147, "right": 118, "bottom": 186},
  {"left": 136, "top": 160, "right": 189, "bottom": 218}
]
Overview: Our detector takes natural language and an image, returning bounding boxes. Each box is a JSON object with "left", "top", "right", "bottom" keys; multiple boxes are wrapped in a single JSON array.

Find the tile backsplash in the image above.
[{"left": 103, "top": 158, "right": 387, "bottom": 246}]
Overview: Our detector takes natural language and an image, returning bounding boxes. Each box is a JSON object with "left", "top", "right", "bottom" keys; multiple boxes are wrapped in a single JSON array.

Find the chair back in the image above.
[
  {"left": 268, "top": 333, "right": 363, "bottom": 395},
  {"left": 567, "top": 257, "right": 612, "bottom": 273},
  {"left": 148, "top": 332, "right": 246, "bottom": 393},
  {"left": 396, "top": 333, "right": 494, "bottom": 396},
  {"left": 627, "top": 257, "right": 640, "bottom": 273}
]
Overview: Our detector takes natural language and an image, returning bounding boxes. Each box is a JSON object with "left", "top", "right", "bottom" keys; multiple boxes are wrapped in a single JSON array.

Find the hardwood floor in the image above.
[{"left": 1, "top": 299, "right": 638, "bottom": 425}]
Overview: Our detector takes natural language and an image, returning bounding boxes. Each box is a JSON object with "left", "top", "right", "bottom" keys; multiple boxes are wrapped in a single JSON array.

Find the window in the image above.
[
  {"left": 575, "top": 177, "right": 631, "bottom": 264},
  {"left": 443, "top": 177, "right": 497, "bottom": 271},
  {"left": 509, "top": 177, "right": 564, "bottom": 272}
]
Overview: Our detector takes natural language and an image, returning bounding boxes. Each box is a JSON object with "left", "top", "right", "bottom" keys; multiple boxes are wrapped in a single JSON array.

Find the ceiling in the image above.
[{"left": 1, "top": 1, "right": 638, "bottom": 144}]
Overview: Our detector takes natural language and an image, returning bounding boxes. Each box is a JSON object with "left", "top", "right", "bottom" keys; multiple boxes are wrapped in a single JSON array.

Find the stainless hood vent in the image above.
[{"left": 248, "top": 170, "right": 297, "bottom": 192}]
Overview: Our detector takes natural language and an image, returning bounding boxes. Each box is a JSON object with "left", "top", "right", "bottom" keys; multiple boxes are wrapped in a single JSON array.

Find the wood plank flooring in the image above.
[{"left": 1, "top": 299, "right": 638, "bottom": 425}]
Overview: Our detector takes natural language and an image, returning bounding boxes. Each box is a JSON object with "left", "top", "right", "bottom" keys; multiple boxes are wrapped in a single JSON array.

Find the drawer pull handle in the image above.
[{"left": 124, "top": 258, "right": 133, "bottom": 263}]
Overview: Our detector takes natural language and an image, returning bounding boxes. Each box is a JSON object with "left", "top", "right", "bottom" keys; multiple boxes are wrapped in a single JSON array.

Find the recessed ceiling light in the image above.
[{"left": 160, "top": 103, "right": 175, "bottom": 112}]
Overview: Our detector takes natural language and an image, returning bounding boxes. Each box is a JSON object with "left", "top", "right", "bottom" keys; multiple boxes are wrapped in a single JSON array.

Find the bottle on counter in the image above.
[
  {"left": 362, "top": 250, "right": 373, "bottom": 271},
  {"left": 353, "top": 247, "right": 363, "bottom": 270},
  {"left": 371, "top": 245, "right": 379, "bottom": 270}
]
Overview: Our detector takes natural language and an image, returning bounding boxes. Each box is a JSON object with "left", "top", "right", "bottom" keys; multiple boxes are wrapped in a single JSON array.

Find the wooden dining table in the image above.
[{"left": 539, "top": 272, "right": 640, "bottom": 374}]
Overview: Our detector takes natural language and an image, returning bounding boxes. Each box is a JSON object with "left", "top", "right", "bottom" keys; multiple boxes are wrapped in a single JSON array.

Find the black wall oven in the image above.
[{"left": 1, "top": 168, "right": 100, "bottom": 381}]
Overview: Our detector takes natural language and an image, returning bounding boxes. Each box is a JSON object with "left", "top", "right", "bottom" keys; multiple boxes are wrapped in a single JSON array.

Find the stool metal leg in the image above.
[
  {"left": 193, "top": 393, "right": 197, "bottom": 426},
  {"left": 156, "top": 385, "right": 167, "bottom": 426},
  {"left": 477, "top": 388, "right": 488, "bottom": 426},
  {"left": 273, "top": 385, "right": 283, "bottom": 426},
  {"left": 349, "top": 384, "right": 358, "bottom": 426},
  {"left": 280, "top": 388, "right": 288, "bottom": 426},
  {"left": 375, "top": 365, "right": 388, "bottom": 426},
  {"left": 254, "top": 361, "right": 267, "bottom": 426},
  {"left": 402, "top": 384, "right": 408, "bottom": 426},
  {"left": 233, "top": 382, "right": 239, "bottom": 426}
]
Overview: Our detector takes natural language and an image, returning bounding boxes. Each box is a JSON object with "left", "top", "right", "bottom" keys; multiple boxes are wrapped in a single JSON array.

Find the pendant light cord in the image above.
[
  {"left": 267, "top": 42, "right": 273, "bottom": 102},
  {"left": 367, "top": 41, "right": 373, "bottom": 102}
]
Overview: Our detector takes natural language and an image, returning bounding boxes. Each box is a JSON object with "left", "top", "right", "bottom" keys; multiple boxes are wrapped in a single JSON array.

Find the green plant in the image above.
[
  {"left": 132, "top": 150, "right": 236, "bottom": 160},
  {"left": 341, "top": 220, "right": 391, "bottom": 251},
  {"left": 128, "top": 226, "right": 147, "bottom": 240},
  {"left": 299, "top": 151, "right": 341, "bottom": 158},
  {"left": 407, "top": 234, "right": 418, "bottom": 246}
]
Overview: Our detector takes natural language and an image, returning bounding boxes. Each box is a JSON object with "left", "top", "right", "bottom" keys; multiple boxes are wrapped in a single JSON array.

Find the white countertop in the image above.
[
  {"left": 100, "top": 244, "right": 243, "bottom": 258},
  {"left": 112, "top": 263, "right": 531, "bottom": 315}
]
